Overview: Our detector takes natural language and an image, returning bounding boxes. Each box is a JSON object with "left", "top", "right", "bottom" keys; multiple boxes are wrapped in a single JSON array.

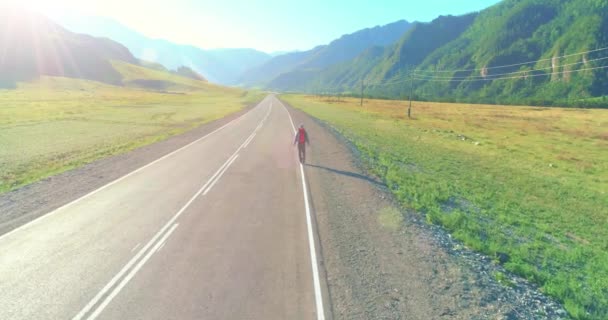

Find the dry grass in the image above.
[{"left": 0, "top": 76, "right": 264, "bottom": 193}]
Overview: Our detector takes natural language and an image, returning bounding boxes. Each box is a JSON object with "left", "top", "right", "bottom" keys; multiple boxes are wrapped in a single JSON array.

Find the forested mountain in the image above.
[
  {"left": 268, "top": 13, "right": 477, "bottom": 92},
  {"left": 239, "top": 20, "right": 412, "bottom": 87},
  {"left": 266, "top": 0, "right": 608, "bottom": 107}
]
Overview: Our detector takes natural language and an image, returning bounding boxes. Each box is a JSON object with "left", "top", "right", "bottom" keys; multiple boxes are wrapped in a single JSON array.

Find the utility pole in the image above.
[
  {"left": 408, "top": 73, "right": 413, "bottom": 118},
  {"left": 360, "top": 78, "right": 364, "bottom": 106}
]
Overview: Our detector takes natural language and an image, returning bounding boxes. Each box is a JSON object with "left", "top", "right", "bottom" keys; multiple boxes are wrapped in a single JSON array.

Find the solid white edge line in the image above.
[
  {"left": 87, "top": 223, "right": 180, "bottom": 320},
  {"left": 73, "top": 99, "right": 272, "bottom": 320},
  {"left": 0, "top": 99, "right": 266, "bottom": 243},
  {"left": 277, "top": 97, "right": 326, "bottom": 320},
  {"left": 203, "top": 154, "right": 239, "bottom": 196}
]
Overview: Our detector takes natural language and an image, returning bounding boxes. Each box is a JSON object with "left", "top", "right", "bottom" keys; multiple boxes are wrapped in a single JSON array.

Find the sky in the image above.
[{"left": 9, "top": 0, "right": 502, "bottom": 53}]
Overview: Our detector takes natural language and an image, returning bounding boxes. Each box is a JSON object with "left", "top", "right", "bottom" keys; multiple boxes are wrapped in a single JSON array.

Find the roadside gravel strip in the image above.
[
  {"left": 281, "top": 99, "right": 568, "bottom": 320},
  {"left": 0, "top": 103, "right": 257, "bottom": 237}
]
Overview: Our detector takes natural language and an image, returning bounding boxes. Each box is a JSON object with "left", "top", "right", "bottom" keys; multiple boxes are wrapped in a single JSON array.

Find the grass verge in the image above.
[
  {"left": 0, "top": 76, "right": 264, "bottom": 194},
  {"left": 283, "top": 94, "right": 608, "bottom": 320}
]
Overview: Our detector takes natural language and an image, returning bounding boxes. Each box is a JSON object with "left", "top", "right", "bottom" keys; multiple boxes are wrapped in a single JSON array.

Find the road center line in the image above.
[
  {"left": 0, "top": 98, "right": 267, "bottom": 243},
  {"left": 243, "top": 103, "right": 272, "bottom": 150},
  {"left": 278, "top": 97, "right": 326, "bottom": 320},
  {"left": 203, "top": 154, "right": 240, "bottom": 196},
  {"left": 243, "top": 133, "right": 256, "bottom": 148},
  {"left": 73, "top": 101, "right": 273, "bottom": 320},
  {"left": 87, "top": 223, "right": 180, "bottom": 320}
]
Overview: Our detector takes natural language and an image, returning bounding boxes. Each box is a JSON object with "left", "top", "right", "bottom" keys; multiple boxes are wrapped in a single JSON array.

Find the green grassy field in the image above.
[
  {"left": 0, "top": 75, "right": 263, "bottom": 194},
  {"left": 284, "top": 94, "right": 608, "bottom": 319}
]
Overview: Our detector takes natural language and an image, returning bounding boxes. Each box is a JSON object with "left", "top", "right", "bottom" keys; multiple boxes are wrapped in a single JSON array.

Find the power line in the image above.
[
  {"left": 358, "top": 63, "right": 608, "bottom": 89},
  {"left": 411, "top": 64, "right": 608, "bottom": 82},
  {"left": 412, "top": 46, "right": 608, "bottom": 75},
  {"left": 349, "top": 46, "right": 608, "bottom": 98},
  {"left": 413, "top": 55, "right": 608, "bottom": 80}
]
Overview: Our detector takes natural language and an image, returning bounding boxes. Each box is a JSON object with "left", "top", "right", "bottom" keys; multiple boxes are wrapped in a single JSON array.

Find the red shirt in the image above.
[{"left": 298, "top": 128, "right": 306, "bottom": 144}]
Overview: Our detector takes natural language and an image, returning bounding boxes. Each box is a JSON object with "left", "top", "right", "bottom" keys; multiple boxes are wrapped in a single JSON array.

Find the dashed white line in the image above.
[
  {"left": 87, "top": 223, "right": 179, "bottom": 320},
  {"left": 130, "top": 243, "right": 141, "bottom": 253},
  {"left": 243, "top": 102, "right": 272, "bottom": 150},
  {"left": 73, "top": 101, "right": 273, "bottom": 320},
  {"left": 277, "top": 97, "right": 326, "bottom": 320}
]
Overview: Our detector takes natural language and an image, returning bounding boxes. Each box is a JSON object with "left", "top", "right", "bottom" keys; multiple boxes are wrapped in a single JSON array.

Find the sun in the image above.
[
  {"left": 1, "top": 0, "right": 79, "bottom": 14},
  {"left": 2, "top": 0, "right": 47, "bottom": 11}
]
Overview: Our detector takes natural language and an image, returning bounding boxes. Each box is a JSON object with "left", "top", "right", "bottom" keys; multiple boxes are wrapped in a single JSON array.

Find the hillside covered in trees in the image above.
[{"left": 262, "top": 0, "right": 608, "bottom": 107}]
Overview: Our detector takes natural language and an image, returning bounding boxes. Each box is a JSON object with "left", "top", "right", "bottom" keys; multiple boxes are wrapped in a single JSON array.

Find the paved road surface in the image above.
[{"left": 0, "top": 95, "right": 326, "bottom": 320}]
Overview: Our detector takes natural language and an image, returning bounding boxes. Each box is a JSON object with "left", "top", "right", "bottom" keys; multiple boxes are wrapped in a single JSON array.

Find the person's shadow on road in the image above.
[{"left": 304, "top": 164, "right": 386, "bottom": 187}]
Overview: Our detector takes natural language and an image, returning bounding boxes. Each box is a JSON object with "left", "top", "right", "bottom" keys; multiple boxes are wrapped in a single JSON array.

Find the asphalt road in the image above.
[{"left": 0, "top": 95, "right": 326, "bottom": 320}]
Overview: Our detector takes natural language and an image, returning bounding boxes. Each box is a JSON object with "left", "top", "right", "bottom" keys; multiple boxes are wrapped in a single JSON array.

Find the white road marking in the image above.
[
  {"left": 73, "top": 100, "right": 274, "bottom": 320},
  {"left": 243, "top": 133, "right": 256, "bottom": 148},
  {"left": 0, "top": 98, "right": 266, "bottom": 244},
  {"left": 87, "top": 223, "right": 179, "bottom": 320},
  {"left": 243, "top": 102, "right": 272, "bottom": 150},
  {"left": 278, "top": 97, "right": 326, "bottom": 320},
  {"left": 130, "top": 243, "right": 141, "bottom": 253},
  {"left": 200, "top": 152, "right": 239, "bottom": 195},
  {"left": 203, "top": 154, "right": 239, "bottom": 196},
  {"left": 156, "top": 241, "right": 166, "bottom": 253}
]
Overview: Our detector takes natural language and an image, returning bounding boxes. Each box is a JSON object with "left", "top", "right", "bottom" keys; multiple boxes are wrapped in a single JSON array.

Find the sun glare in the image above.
[{"left": 2, "top": 0, "right": 82, "bottom": 15}]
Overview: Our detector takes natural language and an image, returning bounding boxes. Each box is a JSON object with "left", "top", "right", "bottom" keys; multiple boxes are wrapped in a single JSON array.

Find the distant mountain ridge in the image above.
[
  {"left": 271, "top": 13, "right": 478, "bottom": 92},
  {"left": 261, "top": 0, "right": 608, "bottom": 107},
  {"left": 54, "top": 14, "right": 271, "bottom": 84},
  {"left": 0, "top": 7, "right": 137, "bottom": 88},
  {"left": 172, "top": 66, "right": 206, "bottom": 81},
  {"left": 0, "top": 8, "right": 210, "bottom": 92},
  {"left": 239, "top": 20, "right": 412, "bottom": 87}
]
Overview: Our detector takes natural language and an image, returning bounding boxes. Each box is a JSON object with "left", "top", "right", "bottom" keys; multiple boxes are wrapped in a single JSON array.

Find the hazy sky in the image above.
[{"left": 15, "top": 0, "right": 502, "bottom": 52}]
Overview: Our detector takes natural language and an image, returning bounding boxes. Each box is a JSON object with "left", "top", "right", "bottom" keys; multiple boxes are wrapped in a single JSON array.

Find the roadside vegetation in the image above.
[
  {"left": 0, "top": 76, "right": 263, "bottom": 194},
  {"left": 284, "top": 94, "right": 608, "bottom": 319}
]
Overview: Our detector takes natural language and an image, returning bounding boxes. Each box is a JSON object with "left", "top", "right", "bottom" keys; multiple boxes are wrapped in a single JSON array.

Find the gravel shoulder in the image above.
[
  {"left": 0, "top": 103, "right": 256, "bottom": 236},
  {"left": 283, "top": 100, "right": 568, "bottom": 320}
]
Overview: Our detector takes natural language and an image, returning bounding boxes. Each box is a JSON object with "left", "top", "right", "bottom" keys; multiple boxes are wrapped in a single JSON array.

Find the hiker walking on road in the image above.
[{"left": 293, "top": 124, "right": 310, "bottom": 163}]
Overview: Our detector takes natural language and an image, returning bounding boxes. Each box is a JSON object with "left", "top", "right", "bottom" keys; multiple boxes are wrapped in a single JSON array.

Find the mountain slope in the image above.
[
  {"left": 0, "top": 8, "right": 215, "bottom": 93},
  {"left": 406, "top": 0, "right": 608, "bottom": 105},
  {"left": 0, "top": 7, "right": 137, "bottom": 88},
  {"left": 239, "top": 50, "right": 313, "bottom": 87},
  {"left": 268, "top": 46, "right": 388, "bottom": 92},
  {"left": 270, "top": 0, "right": 608, "bottom": 107},
  {"left": 268, "top": 14, "right": 477, "bottom": 93},
  {"left": 54, "top": 15, "right": 271, "bottom": 84},
  {"left": 239, "top": 20, "right": 412, "bottom": 86},
  {"left": 172, "top": 66, "right": 207, "bottom": 82}
]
